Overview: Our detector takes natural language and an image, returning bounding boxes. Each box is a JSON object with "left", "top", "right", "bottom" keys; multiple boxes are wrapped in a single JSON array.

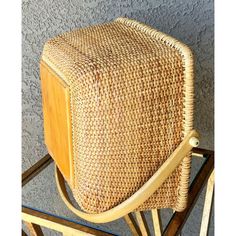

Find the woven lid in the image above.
[{"left": 42, "top": 18, "right": 194, "bottom": 213}]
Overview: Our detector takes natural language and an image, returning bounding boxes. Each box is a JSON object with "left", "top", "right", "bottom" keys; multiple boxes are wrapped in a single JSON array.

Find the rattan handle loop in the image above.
[{"left": 55, "top": 130, "right": 199, "bottom": 223}]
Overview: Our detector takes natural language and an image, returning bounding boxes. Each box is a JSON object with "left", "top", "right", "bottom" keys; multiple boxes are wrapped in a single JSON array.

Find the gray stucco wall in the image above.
[{"left": 22, "top": 0, "right": 214, "bottom": 235}]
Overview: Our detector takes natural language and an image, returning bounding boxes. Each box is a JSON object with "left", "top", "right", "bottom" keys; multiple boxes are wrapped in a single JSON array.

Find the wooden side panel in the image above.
[{"left": 40, "top": 61, "right": 73, "bottom": 185}]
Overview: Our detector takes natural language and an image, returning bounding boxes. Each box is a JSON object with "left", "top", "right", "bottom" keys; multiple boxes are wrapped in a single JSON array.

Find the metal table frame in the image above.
[{"left": 22, "top": 147, "right": 214, "bottom": 236}]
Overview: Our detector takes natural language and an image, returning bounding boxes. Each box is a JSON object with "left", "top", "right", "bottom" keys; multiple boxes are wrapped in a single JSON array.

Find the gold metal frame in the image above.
[{"left": 22, "top": 147, "right": 214, "bottom": 235}]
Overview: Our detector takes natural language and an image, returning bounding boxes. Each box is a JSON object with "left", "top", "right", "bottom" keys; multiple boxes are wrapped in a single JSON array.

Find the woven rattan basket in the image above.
[{"left": 40, "top": 18, "right": 194, "bottom": 215}]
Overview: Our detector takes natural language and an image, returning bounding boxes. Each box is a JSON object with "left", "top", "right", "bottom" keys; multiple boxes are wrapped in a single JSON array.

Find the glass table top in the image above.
[{"left": 22, "top": 155, "right": 213, "bottom": 236}]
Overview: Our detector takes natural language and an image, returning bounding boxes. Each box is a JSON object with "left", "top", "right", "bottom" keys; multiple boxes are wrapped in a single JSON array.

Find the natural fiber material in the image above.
[{"left": 41, "top": 18, "right": 194, "bottom": 213}]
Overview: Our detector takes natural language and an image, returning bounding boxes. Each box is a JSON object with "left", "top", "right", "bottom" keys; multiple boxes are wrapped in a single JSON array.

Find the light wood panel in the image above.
[{"left": 40, "top": 61, "right": 73, "bottom": 186}]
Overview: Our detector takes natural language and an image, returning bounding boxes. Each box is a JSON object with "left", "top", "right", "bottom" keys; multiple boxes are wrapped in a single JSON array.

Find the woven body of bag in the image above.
[{"left": 41, "top": 18, "right": 194, "bottom": 214}]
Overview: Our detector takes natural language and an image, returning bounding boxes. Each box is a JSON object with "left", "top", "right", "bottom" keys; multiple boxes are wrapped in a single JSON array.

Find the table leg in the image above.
[{"left": 24, "top": 221, "right": 43, "bottom": 236}]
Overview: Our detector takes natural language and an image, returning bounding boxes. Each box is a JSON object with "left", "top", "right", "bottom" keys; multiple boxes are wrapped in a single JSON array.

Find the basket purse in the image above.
[{"left": 40, "top": 18, "right": 199, "bottom": 223}]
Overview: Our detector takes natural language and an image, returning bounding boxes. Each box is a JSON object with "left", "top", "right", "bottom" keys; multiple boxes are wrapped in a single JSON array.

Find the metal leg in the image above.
[
  {"left": 24, "top": 221, "right": 43, "bottom": 236},
  {"left": 22, "top": 148, "right": 214, "bottom": 236},
  {"left": 172, "top": 210, "right": 181, "bottom": 236},
  {"left": 163, "top": 149, "right": 214, "bottom": 235},
  {"left": 135, "top": 211, "right": 150, "bottom": 236},
  {"left": 22, "top": 154, "right": 52, "bottom": 187},
  {"left": 200, "top": 170, "right": 214, "bottom": 236},
  {"left": 124, "top": 213, "right": 142, "bottom": 236},
  {"left": 151, "top": 209, "right": 162, "bottom": 236},
  {"left": 22, "top": 206, "right": 113, "bottom": 236},
  {"left": 22, "top": 229, "right": 28, "bottom": 236}
]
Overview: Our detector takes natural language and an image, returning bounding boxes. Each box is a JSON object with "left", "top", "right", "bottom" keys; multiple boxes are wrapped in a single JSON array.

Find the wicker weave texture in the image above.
[{"left": 42, "top": 18, "right": 194, "bottom": 213}]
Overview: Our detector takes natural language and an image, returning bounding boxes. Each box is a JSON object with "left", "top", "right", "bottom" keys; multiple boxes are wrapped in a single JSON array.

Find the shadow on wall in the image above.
[{"left": 22, "top": 0, "right": 214, "bottom": 171}]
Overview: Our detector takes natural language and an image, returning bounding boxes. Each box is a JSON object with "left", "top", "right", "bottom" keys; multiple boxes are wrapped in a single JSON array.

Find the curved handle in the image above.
[{"left": 55, "top": 130, "right": 199, "bottom": 223}]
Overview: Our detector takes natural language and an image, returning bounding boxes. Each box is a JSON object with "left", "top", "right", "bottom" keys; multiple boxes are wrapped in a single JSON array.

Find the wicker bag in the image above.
[{"left": 40, "top": 18, "right": 194, "bottom": 216}]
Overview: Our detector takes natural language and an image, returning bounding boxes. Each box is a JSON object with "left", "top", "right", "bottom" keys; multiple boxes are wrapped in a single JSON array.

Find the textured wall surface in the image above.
[{"left": 22, "top": 0, "right": 214, "bottom": 235}]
